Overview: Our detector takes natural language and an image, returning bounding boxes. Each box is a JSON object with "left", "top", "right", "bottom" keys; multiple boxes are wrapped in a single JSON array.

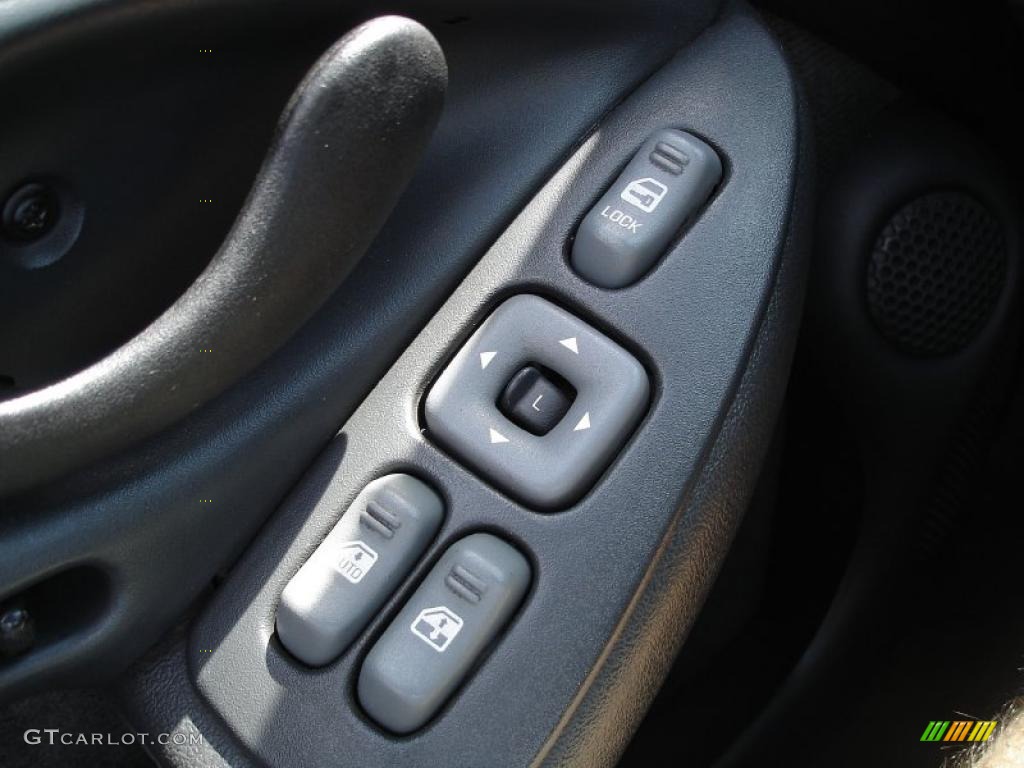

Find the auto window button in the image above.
[{"left": 276, "top": 474, "right": 444, "bottom": 667}]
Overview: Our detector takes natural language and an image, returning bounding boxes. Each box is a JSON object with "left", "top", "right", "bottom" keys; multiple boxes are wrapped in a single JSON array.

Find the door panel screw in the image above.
[
  {"left": 2, "top": 182, "right": 59, "bottom": 242},
  {"left": 0, "top": 606, "right": 36, "bottom": 656}
]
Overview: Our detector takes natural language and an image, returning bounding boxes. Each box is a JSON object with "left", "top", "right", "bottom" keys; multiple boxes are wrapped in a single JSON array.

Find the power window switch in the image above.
[
  {"left": 357, "top": 533, "right": 531, "bottom": 733},
  {"left": 276, "top": 474, "right": 444, "bottom": 667},
  {"left": 571, "top": 128, "right": 722, "bottom": 288},
  {"left": 498, "top": 365, "right": 574, "bottom": 435}
]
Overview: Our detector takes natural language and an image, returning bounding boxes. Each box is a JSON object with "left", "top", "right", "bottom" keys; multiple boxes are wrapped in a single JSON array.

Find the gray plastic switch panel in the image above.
[
  {"left": 358, "top": 533, "right": 531, "bottom": 734},
  {"left": 571, "top": 128, "right": 722, "bottom": 288},
  {"left": 276, "top": 474, "right": 443, "bottom": 667},
  {"left": 425, "top": 295, "right": 649, "bottom": 509}
]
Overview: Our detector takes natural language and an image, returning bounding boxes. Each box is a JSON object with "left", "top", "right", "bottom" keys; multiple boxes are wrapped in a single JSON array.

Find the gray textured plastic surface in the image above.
[
  {"left": 2, "top": 0, "right": 711, "bottom": 707},
  {"left": 276, "top": 474, "right": 443, "bottom": 667},
  {"left": 424, "top": 295, "right": 649, "bottom": 509},
  {"left": 358, "top": 533, "right": 530, "bottom": 734},
  {"left": 179, "top": 6, "right": 807, "bottom": 767},
  {"left": 572, "top": 129, "right": 722, "bottom": 288}
]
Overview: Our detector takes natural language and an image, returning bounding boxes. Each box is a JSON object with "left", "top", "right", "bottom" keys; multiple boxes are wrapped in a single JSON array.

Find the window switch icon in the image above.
[
  {"left": 410, "top": 606, "right": 464, "bottom": 652},
  {"left": 335, "top": 541, "right": 378, "bottom": 584}
]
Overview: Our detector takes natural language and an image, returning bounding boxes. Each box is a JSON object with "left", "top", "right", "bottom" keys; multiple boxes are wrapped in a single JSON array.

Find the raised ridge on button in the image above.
[
  {"left": 445, "top": 564, "right": 488, "bottom": 603},
  {"left": 650, "top": 141, "right": 690, "bottom": 175},
  {"left": 361, "top": 498, "right": 402, "bottom": 539}
]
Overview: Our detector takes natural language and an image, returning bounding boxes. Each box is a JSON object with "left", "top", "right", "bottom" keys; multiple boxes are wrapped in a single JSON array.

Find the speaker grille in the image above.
[{"left": 866, "top": 191, "right": 1006, "bottom": 356}]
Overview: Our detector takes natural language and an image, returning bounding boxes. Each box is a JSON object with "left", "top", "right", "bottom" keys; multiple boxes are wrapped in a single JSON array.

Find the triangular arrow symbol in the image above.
[
  {"left": 573, "top": 412, "right": 591, "bottom": 431},
  {"left": 489, "top": 427, "right": 510, "bottom": 444},
  {"left": 479, "top": 351, "right": 497, "bottom": 369},
  {"left": 559, "top": 337, "right": 579, "bottom": 354}
]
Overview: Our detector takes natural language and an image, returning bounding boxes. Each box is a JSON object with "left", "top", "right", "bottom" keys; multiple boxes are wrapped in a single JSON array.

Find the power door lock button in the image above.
[{"left": 571, "top": 128, "right": 722, "bottom": 288}]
